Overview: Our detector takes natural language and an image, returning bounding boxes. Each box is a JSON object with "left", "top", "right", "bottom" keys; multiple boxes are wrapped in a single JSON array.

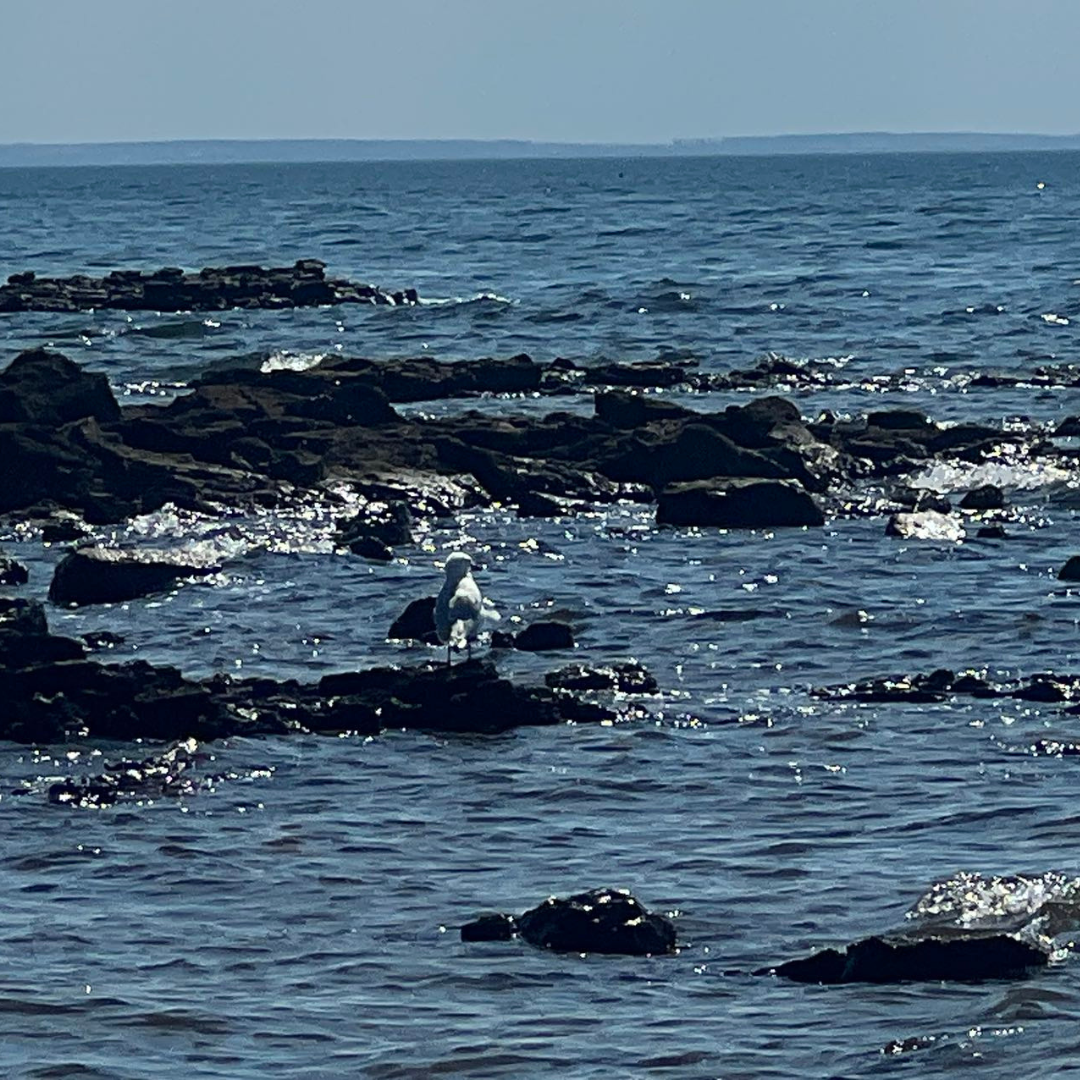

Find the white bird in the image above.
[{"left": 434, "top": 552, "right": 498, "bottom": 665}]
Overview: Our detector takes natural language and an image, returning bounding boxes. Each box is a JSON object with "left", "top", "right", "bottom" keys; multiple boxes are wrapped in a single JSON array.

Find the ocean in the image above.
[{"left": 2, "top": 152, "right": 1080, "bottom": 1077}]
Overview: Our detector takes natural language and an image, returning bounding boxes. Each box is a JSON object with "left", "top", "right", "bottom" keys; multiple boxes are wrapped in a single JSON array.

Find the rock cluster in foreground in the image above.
[
  {"left": 0, "top": 597, "right": 630, "bottom": 746},
  {"left": 0, "top": 260, "right": 417, "bottom": 313}
]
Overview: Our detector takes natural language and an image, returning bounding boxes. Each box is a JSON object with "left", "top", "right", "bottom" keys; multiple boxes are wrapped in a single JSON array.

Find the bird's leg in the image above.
[
  {"left": 467, "top": 639, "right": 472, "bottom": 661},
  {"left": 446, "top": 643, "right": 452, "bottom": 668}
]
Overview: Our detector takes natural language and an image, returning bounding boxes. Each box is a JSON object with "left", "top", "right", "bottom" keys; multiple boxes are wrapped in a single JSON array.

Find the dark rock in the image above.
[
  {"left": 0, "top": 348, "right": 121, "bottom": 425},
  {"left": 2, "top": 601, "right": 628, "bottom": 746},
  {"left": 318, "top": 659, "right": 614, "bottom": 734},
  {"left": 976, "top": 524, "right": 1008, "bottom": 540},
  {"left": 337, "top": 500, "right": 413, "bottom": 557},
  {"left": 593, "top": 389, "right": 695, "bottom": 428},
  {"left": 513, "top": 621, "right": 575, "bottom": 652},
  {"left": 1059, "top": 557, "right": 1080, "bottom": 582},
  {"left": 0, "top": 553, "right": 28, "bottom": 586},
  {"left": 912, "top": 490, "right": 953, "bottom": 514},
  {"left": 545, "top": 661, "right": 658, "bottom": 694},
  {"left": 48, "top": 738, "right": 202, "bottom": 807},
  {"left": 346, "top": 536, "right": 393, "bottom": 561},
  {"left": 461, "top": 913, "right": 516, "bottom": 942},
  {"left": 516, "top": 888, "right": 676, "bottom": 955},
  {"left": 1054, "top": 416, "right": 1080, "bottom": 437},
  {"left": 388, "top": 596, "right": 438, "bottom": 643},
  {"left": 82, "top": 630, "right": 125, "bottom": 650},
  {"left": 48, "top": 547, "right": 220, "bottom": 606},
  {"left": 41, "top": 516, "right": 90, "bottom": 543},
  {"left": 656, "top": 479, "right": 824, "bottom": 529},
  {"left": 462, "top": 888, "right": 676, "bottom": 956},
  {"left": 0, "top": 262, "right": 417, "bottom": 314},
  {"left": 773, "top": 933, "right": 1048, "bottom": 984},
  {"left": 812, "top": 675, "right": 946, "bottom": 704},
  {"left": 866, "top": 409, "right": 934, "bottom": 431},
  {"left": 959, "top": 484, "right": 1005, "bottom": 511}
]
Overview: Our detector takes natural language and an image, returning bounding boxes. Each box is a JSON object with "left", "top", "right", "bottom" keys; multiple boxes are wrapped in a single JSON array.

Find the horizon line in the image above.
[{"left": 4, "top": 130, "right": 1080, "bottom": 149}]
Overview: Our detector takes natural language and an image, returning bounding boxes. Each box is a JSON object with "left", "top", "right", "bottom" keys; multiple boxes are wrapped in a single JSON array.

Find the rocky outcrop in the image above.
[
  {"left": 48, "top": 547, "right": 221, "bottom": 606},
  {"left": 0, "top": 260, "right": 417, "bottom": 314},
  {"left": 0, "top": 599, "right": 627, "bottom": 746},
  {"left": 461, "top": 888, "right": 676, "bottom": 955},
  {"left": 772, "top": 933, "right": 1048, "bottom": 984},
  {"left": 0, "top": 347, "right": 1029, "bottom": 531},
  {"left": 0, "top": 348, "right": 121, "bottom": 425}
]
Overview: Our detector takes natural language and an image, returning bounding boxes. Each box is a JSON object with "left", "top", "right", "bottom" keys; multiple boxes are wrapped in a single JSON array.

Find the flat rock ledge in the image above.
[
  {"left": 0, "top": 598, "right": 633, "bottom": 747},
  {"left": 461, "top": 888, "right": 677, "bottom": 956},
  {"left": 0, "top": 259, "right": 417, "bottom": 313}
]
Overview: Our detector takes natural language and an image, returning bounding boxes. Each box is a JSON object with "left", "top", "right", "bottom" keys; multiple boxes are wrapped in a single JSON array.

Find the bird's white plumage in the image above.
[{"left": 434, "top": 552, "right": 498, "bottom": 662}]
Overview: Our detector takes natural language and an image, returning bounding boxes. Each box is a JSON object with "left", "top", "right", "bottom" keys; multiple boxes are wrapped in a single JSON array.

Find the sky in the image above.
[{"left": 1, "top": 0, "right": 1078, "bottom": 145}]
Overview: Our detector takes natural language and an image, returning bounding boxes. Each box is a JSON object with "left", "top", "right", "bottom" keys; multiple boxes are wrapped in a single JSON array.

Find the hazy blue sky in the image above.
[{"left": 2, "top": 0, "right": 1077, "bottom": 144}]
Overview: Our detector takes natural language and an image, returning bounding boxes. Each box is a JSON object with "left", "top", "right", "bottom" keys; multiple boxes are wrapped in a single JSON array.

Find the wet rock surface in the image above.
[
  {"left": 43, "top": 737, "right": 254, "bottom": 808},
  {"left": 812, "top": 667, "right": 1080, "bottom": 708},
  {"left": 461, "top": 888, "right": 677, "bottom": 955},
  {"left": 544, "top": 661, "right": 659, "bottom": 694},
  {"left": 0, "top": 600, "right": 627, "bottom": 747},
  {"left": 0, "top": 260, "right": 418, "bottom": 314},
  {"left": 657, "top": 478, "right": 825, "bottom": 529},
  {"left": 48, "top": 546, "right": 221, "bottom": 606},
  {"left": 772, "top": 932, "right": 1049, "bottom": 984},
  {"left": 0, "top": 347, "right": 1039, "bottom": 531}
]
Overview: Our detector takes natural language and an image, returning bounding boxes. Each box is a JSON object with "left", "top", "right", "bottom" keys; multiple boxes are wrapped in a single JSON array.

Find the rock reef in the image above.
[
  {"left": 0, "top": 346, "right": 1031, "bottom": 536},
  {"left": 0, "top": 597, "right": 630, "bottom": 747},
  {"left": 0, "top": 260, "right": 417, "bottom": 313}
]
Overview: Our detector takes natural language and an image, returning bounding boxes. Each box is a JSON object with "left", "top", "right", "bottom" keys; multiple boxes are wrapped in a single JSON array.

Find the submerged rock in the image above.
[
  {"left": 48, "top": 547, "right": 221, "bottom": 606},
  {"left": 0, "top": 553, "right": 28, "bottom": 586},
  {"left": 656, "top": 479, "right": 824, "bottom": 529},
  {"left": 772, "top": 933, "right": 1048, "bottom": 984},
  {"left": 511, "top": 621, "right": 575, "bottom": 652},
  {"left": 544, "top": 661, "right": 658, "bottom": 694},
  {"left": 461, "top": 888, "right": 676, "bottom": 956}
]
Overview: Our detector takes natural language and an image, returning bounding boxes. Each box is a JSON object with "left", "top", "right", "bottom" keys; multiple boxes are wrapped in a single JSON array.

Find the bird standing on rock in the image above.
[{"left": 434, "top": 552, "right": 498, "bottom": 665}]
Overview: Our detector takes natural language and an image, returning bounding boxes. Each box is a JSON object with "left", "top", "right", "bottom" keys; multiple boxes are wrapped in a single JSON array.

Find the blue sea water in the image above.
[{"left": 2, "top": 153, "right": 1080, "bottom": 1077}]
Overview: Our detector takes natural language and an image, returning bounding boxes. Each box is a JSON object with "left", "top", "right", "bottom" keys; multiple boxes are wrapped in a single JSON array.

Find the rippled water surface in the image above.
[{"left": 4, "top": 154, "right": 1080, "bottom": 1077}]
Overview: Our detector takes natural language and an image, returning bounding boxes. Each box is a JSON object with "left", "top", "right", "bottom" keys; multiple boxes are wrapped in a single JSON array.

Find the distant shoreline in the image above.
[{"left": 2, "top": 133, "right": 1080, "bottom": 167}]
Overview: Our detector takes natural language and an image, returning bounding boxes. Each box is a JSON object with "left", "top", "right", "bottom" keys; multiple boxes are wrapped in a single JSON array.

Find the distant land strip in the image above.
[{"left": 3, "top": 133, "right": 1080, "bottom": 167}]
